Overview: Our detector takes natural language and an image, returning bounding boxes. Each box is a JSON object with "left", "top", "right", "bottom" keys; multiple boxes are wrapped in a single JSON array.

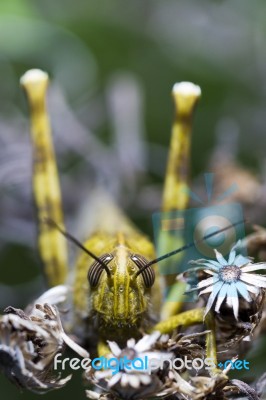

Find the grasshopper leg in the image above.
[
  {"left": 162, "top": 82, "right": 201, "bottom": 213},
  {"left": 159, "top": 83, "right": 201, "bottom": 319},
  {"left": 152, "top": 308, "right": 225, "bottom": 378},
  {"left": 151, "top": 307, "right": 204, "bottom": 334},
  {"left": 21, "top": 70, "right": 68, "bottom": 287},
  {"left": 204, "top": 312, "right": 227, "bottom": 378}
]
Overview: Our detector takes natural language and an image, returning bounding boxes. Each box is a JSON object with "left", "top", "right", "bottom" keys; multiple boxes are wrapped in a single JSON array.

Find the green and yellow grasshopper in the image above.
[{"left": 21, "top": 70, "right": 221, "bottom": 373}]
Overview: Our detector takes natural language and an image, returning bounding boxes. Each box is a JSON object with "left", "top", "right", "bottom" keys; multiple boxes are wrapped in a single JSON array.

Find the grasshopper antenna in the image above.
[
  {"left": 136, "top": 220, "right": 245, "bottom": 277},
  {"left": 45, "top": 218, "right": 111, "bottom": 276}
]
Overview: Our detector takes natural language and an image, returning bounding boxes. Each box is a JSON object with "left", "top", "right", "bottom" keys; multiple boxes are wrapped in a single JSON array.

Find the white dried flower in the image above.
[
  {"left": 86, "top": 332, "right": 175, "bottom": 400},
  {"left": 0, "top": 302, "right": 88, "bottom": 392}
]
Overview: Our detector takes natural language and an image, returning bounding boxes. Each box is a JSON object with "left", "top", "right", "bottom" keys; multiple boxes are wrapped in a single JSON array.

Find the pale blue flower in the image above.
[{"left": 186, "top": 241, "right": 266, "bottom": 319}]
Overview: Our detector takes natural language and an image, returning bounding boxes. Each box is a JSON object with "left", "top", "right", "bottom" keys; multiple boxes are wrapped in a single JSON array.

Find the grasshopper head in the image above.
[{"left": 87, "top": 246, "right": 155, "bottom": 332}]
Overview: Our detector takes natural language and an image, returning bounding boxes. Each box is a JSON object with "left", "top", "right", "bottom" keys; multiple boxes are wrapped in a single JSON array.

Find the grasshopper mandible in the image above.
[{"left": 21, "top": 70, "right": 231, "bottom": 371}]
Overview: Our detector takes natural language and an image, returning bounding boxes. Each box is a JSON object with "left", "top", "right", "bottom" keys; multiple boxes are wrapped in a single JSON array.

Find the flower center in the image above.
[
  {"left": 120, "top": 348, "right": 137, "bottom": 360},
  {"left": 219, "top": 265, "right": 241, "bottom": 283}
]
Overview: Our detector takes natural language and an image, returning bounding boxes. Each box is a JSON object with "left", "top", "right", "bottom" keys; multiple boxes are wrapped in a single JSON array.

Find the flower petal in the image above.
[
  {"left": 185, "top": 286, "right": 200, "bottom": 293},
  {"left": 61, "top": 332, "right": 89, "bottom": 358},
  {"left": 204, "top": 281, "right": 224, "bottom": 317},
  {"left": 199, "top": 286, "right": 213, "bottom": 296},
  {"left": 139, "top": 374, "right": 152, "bottom": 385},
  {"left": 241, "top": 282, "right": 259, "bottom": 295},
  {"left": 227, "top": 284, "right": 239, "bottom": 319},
  {"left": 128, "top": 374, "right": 140, "bottom": 389},
  {"left": 215, "top": 283, "right": 229, "bottom": 313},
  {"left": 121, "top": 373, "right": 129, "bottom": 387},
  {"left": 230, "top": 240, "right": 242, "bottom": 252},
  {"left": 189, "top": 259, "right": 220, "bottom": 269},
  {"left": 234, "top": 254, "right": 250, "bottom": 267},
  {"left": 240, "top": 273, "right": 266, "bottom": 287},
  {"left": 204, "top": 269, "right": 215, "bottom": 275},
  {"left": 189, "top": 258, "right": 209, "bottom": 265},
  {"left": 127, "top": 338, "right": 136, "bottom": 348},
  {"left": 241, "top": 264, "right": 266, "bottom": 273},
  {"left": 205, "top": 260, "right": 222, "bottom": 269},
  {"left": 134, "top": 331, "right": 160, "bottom": 352},
  {"left": 214, "top": 249, "right": 227, "bottom": 266},
  {"left": 235, "top": 281, "right": 251, "bottom": 302},
  {"left": 226, "top": 295, "right": 232, "bottom": 307},
  {"left": 107, "top": 341, "right": 121, "bottom": 357},
  {"left": 198, "top": 276, "right": 219, "bottom": 288},
  {"left": 186, "top": 265, "right": 218, "bottom": 274},
  {"left": 86, "top": 390, "right": 100, "bottom": 400},
  {"left": 186, "top": 275, "right": 219, "bottom": 293},
  {"left": 228, "top": 250, "right": 236, "bottom": 265}
]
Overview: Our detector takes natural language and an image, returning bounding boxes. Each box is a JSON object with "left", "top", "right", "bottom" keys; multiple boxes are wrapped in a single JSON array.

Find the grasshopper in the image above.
[{"left": 21, "top": 70, "right": 227, "bottom": 373}]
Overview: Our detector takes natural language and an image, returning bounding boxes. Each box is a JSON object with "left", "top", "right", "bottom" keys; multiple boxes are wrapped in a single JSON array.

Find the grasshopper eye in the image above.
[
  {"left": 131, "top": 255, "right": 155, "bottom": 288},
  {"left": 88, "top": 254, "right": 113, "bottom": 287}
]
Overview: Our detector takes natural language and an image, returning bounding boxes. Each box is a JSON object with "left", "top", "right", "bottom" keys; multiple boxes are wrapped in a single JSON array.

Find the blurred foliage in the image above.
[{"left": 1, "top": 0, "right": 266, "bottom": 398}]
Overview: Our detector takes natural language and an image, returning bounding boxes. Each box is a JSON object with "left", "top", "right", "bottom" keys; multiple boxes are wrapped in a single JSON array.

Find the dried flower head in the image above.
[
  {"left": 0, "top": 300, "right": 88, "bottom": 393},
  {"left": 86, "top": 332, "right": 177, "bottom": 400},
  {"left": 0, "top": 311, "right": 71, "bottom": 392}
]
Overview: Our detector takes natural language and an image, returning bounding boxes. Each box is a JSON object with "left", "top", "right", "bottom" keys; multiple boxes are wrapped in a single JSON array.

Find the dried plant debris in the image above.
[
  {"left": 0, "top": 242, "right": 265, "bottom": 399},
  {"left": 85, "top": 332, "right": 232, "bottom": 400},
  {"left": 154, "top": 331, "right": 206, "bottom": 361},
  {"left": 244, "top": 225, "right": 266, "bottom": 262},
  {"left": 86, "top": 364, "right": 263, "bottom": 400},
  {"left": 228, "top": 379, "right": 260, "bottom": 400},
  {"left": 0, "top": 301, "right": 265, "bottom": 399},
  {"left": 0, "top": 240, "right": 265, "bottom": 398},
  {"left": 254, "top": 372, "right": 266, "bottom": 398},
  {"left": 0, "top": 302, "right": 88, "bottom": 393},
  {"left": 85, "top": 332, "right": 204, "bottom": 400}
]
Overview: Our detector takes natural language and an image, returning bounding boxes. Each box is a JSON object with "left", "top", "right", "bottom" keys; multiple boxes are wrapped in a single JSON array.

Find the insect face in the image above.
[{"left": 88, "top": 246, "right": 154, "bottom": 331}]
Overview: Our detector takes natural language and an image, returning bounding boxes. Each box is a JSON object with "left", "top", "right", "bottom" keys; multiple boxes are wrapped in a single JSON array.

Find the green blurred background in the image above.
[{"left": 0, "top": 0, "right": 266, "bottom": 398}]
